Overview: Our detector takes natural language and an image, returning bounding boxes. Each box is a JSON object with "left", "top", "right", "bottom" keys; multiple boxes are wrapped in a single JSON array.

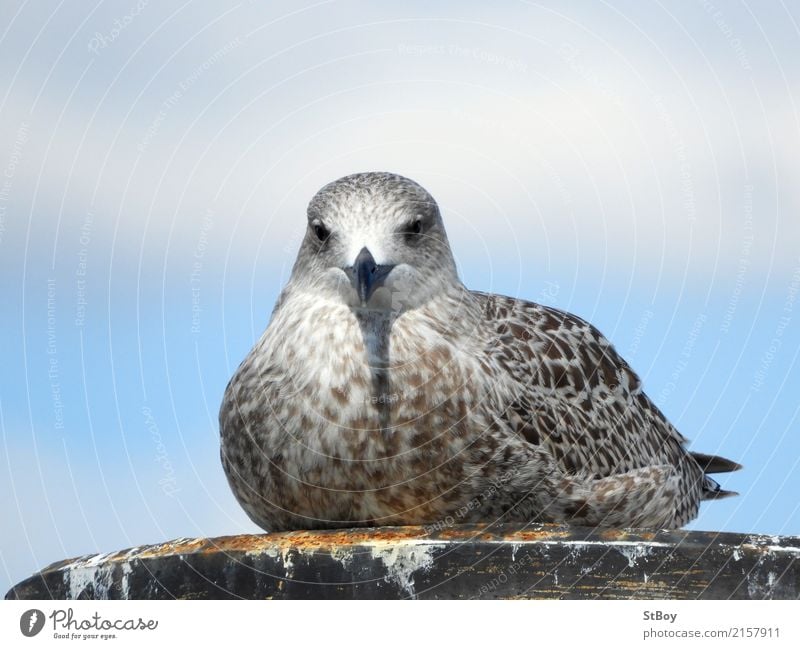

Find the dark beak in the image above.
[{"left": 348, "top": 247, "right": 394, "bottom": 304}]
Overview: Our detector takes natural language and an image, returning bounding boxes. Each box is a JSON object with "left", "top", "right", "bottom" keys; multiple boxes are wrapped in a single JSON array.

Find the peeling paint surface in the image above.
[
  {"left": 367, "top": 541, "right": 438, "bottom": 598},
  {"left": 615, "top": 543, "right": 655, "bottom": 568}
]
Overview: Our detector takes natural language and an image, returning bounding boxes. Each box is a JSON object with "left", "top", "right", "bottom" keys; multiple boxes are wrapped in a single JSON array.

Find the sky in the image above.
[{"left": 1, "top": 0, "right": 799, "bottom": 595}]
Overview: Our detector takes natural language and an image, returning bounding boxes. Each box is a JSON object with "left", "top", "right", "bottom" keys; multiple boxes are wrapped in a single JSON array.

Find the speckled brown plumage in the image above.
[{"left": 220, "top": 172, "right": 740, "bottom": 532}]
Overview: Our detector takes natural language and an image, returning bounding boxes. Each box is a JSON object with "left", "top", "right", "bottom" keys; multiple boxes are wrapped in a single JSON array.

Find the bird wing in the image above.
[{"left": 474, "top": 290, "right": 701, "bottom": 482}]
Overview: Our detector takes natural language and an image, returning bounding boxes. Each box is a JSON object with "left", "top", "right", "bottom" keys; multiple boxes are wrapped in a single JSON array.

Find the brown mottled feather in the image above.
[{"left": 219, "top": 172, "right": 740, "bottom": 532}]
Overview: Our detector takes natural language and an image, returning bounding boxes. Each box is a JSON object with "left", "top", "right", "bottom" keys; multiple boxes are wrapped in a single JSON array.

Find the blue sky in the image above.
[{"left": 1, "top": 1, "right": 799, "bottom": 594}]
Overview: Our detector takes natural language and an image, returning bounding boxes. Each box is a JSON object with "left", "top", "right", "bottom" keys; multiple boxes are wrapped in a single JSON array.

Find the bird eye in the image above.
[
  {"left": 313, "top": 222, "right": 330, "bottom": 242},
  {"left": 403, "top": 218, "right": 423, "bottom": 238}
]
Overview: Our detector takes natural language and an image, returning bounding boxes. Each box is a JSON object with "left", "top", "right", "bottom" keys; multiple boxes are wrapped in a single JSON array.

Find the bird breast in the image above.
[{"left": 249, "top": 292, "right": 495, "bottom": 470}]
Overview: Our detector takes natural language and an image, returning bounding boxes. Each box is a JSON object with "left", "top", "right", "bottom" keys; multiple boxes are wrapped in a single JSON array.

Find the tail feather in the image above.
[
  {"left": 692, "top": 451, "right": 743, "bottom": 474},
  {"left": 696, "top": 453, "right": 742, "bottom": 501},
  {"left": 703, "top": 488, "right": 739, "bottom": 500},
  {"left": 700, "top": 473, "right": 739, "bottom": 501}
]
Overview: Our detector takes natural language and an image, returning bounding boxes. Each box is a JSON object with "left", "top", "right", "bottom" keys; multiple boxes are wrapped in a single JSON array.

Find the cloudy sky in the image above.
[{"left": 2, "top": 0, "right": 799, "bottom": 594}]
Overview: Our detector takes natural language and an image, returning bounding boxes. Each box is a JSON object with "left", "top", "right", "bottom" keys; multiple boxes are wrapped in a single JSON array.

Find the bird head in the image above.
[{"left": 290, "top": 172, "right": 460, "bottom": 313}]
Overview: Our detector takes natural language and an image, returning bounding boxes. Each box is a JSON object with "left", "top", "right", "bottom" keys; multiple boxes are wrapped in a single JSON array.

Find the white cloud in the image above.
[{"left": 3, "top": 0, "right": 797, "bottom": 281}]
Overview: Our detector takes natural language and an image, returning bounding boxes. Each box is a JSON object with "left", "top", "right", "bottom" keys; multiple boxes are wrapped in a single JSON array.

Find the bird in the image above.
[{"left": 220, "top": 171, "right": 740, "bottom": 532}]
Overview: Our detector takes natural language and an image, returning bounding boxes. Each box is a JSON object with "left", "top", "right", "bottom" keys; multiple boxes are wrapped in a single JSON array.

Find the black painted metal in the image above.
[{"left": 6, "top": 524, "right": 800, "bottom": 600}]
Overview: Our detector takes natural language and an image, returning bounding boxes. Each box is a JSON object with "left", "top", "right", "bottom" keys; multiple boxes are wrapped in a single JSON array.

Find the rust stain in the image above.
[
  {"left": 597, "top": 528, "right": 658, "bottom": 542},
  {"left": 38, "top": 524, "right": 800, "bottom": 581},
  {"left": 503, "top": 528, "right": 573, "bottom": 543}
]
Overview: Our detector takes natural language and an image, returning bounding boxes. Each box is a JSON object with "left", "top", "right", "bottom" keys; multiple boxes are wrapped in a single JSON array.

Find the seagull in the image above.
[{"left": 220, "top": 172, "right": 740, "bottom": 532}]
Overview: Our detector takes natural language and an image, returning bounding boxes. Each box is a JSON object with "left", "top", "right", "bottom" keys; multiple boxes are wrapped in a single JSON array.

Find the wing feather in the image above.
[{"left": 476, "top": 291, "right": 698, "bottom": 481}]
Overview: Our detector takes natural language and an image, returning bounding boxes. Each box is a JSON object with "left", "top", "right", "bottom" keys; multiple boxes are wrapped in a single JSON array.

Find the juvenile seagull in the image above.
[{"left": 220, "top": 172, "right": 740, "bottom": 531}]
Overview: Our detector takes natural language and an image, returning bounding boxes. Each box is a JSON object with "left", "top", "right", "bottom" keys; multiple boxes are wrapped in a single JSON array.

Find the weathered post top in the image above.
[{"left": 6, "top": 524, "right": 800, "bottom": 600}]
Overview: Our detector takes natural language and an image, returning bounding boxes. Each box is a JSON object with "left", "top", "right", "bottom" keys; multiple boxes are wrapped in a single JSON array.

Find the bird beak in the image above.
[{"left": 347, "top": 247, "right": 394, "bottom": 305}]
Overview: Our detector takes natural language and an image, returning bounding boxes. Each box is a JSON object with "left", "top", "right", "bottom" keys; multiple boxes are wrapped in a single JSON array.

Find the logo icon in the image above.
[{"left": 20, "top": 609, "right": 45, "bottom": 637}]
